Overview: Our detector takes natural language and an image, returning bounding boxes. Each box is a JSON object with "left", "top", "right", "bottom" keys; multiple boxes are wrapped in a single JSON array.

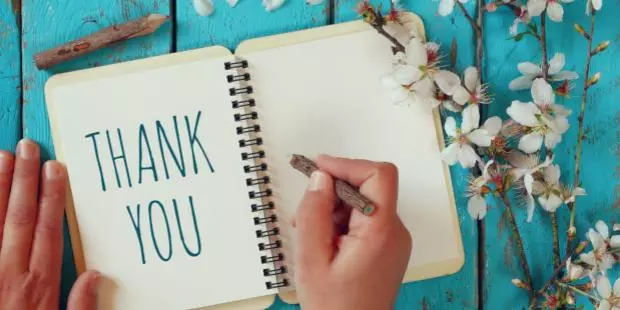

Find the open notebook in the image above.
[{"left": 45, "top": 14, "right": 463, "bottom": 310}]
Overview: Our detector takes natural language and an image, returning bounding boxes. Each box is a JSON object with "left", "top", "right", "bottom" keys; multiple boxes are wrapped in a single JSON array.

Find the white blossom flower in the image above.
[
  {"left": 509, "top": 53, "right": 579, "bottom": 90},
  {"left": 586, "top": 0, "right": 602, "bottom": 15},
  {"left": 565, "top": 257, "right": 586, "bottom": 280},
  {"left": 442, "top": 115, "right": 502, "bottom": 168},
  {"left": 580, "top": 221, "right": 620, "bottom": 275},
  {"left": 596, "top": 275, "right": 620, "bottom": 310},
  {"left": 506, "top": 79, "right": 571, "bottom": 153},
  {"left": 438, "top": 0, "right": 469, "bottom": 16},
  {"left": 532, "top": 164, "right": 563, "bottom": 212},
  {"left": 382, "top": 38, "right": 459, "bottom": 106},
  {"left": 527, "top": 0, "right": 574, "bottom": 22},
  {"left": 263, "top": 0, "right": 285, "bottom": 11},
  {"left": 562, "top": 186, "right": 586, "bottom": 204},
  {"left": 466, "top": 160, "right": 496, "bottom": 219},
  {"left": 452, "top": 67, "right": 491, "bottom": 127},
  {"left": 510, "top": 6, "right": 531, "bottom": 35},
  {"left": 507, "top": 152, "right": 553, "bottom": 221},
  {"left": 193, "top": 0, "right": 214, "bottom": 16}
]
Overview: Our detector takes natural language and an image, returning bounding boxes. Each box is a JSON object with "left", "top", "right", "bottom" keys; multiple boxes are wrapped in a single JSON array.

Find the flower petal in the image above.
[
  {"left": 393, "top": 65, "right": 420, "bottom": 85},
  {"left": 518, "top": 62, "right": 542, "bottom": 76},
  {"left": 452, "top": 85, "right": 471, "bottom": 105},
  {"left": 438, "top": 0, "right": 456, "bottom": 16},
  {"left": 193, "top": 0, "right": 215, "bottom": 16},
  {"left": 527, "top": 0, "right": 547, "bottom": 16},
  {"left": 228, "top": 0, "right": 240, "bottom": 6},
  {"left": 544, "top": 164, "right": 561, "bottom": 185},
  {"left": 434, "top": 70, "right": 461, "bottom": 95},
  {"left": 411, "top": 76, "right": 436, "bottom": 99},
  {"left": 464, "top": 67, "right": 479, "bottom": 92},
  {"left": 551, "top": 71, "right": 579, "bottom": 81},
  {"left": 444, "top": 117, "right": 458, "bottom": 137},
  {"left": 610, "top": 235, "right": 620, "bottom": 248},
  {"left": 548, "top": 53, "right": 565, "bottom": 75},
  {"left": 598, "top": 300, "right": 611, "bottom": 310},
  {"left": 509, "top": 76, "right": 535, "bottom": 91},
  {"left": 547, "top": 2, "right": 564, "bottom": 22},
  {"left": 468, "top": 129, "right": 492, "bottom": 147},
  {"left": 507, "top": 101, "right": 540, "bottom": 127},
  {"left": 553, "top": 104, "right": 572, "bottom": 117},
  {"left": 596, "top": 220, "right": 610, "bottom": 240},
  {"left": 592, "top": 0, "right": 602, "bottom": 10},
  {"left": 518, "top": 133, "right": 543, "bottom": 153},
  {"left": 538, "top": 193, "right": 563, "bottom": 212},
  {"left": 442, "top": 100, "right": 463, "bottom": 112},
  {"left": 544, "top": 131, "right": 562, "bottom": 149},
  {"left": 526, "top": 194, "right": 535, "bottom": 222},
  {"left": 524, "top": 173, "right": 534, "bottom": 194},
  {"left": 462, "top": 104, "right": 480, "bottom": 134},
  {"left": 467, "top": 195, "right": 487, "bottom": 220},
  {"left": 441, "top": 143, "right": 460, "bottom": 165},
  {"left": 588, "top": 228, "right": 604, "bottom": 250},
  {"left": 483, "top": 116, "right": 503, "bottom": 136},
  {"left": 263, "top": 0, "right": 286, "bottom": 11},
  {"left": 579, "top": 251, "right": 596, "bottom": 266},
  {"left": 306, "top": 0, "right": 323, "bottom": 4},
  {"left": 597, "top": 274, "right": 612, "bottom": 299},
  {"left": 458, "top": 144, "right": 479, "bottom": 168},
  {"left": 531, "top": 78, "right": 555, "bottom": 105},
  {"left": 406, "top": 37, "right": 428, "bottom": 66}
]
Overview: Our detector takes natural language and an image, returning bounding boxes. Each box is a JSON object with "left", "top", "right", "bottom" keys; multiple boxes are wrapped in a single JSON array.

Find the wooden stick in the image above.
[
  {"left": 289, "top": 154, "right": 376, "bottom": 216},
  {"left": 34, "top": 14, "right": 168, "bottom": 69}
]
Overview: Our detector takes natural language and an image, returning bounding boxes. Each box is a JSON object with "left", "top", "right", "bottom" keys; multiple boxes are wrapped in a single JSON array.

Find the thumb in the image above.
[
  {"left": 67, "top": 270, "right": 100, "bottom": 310},
  {"left": 295, "top": 171, "right": 336, "bottom": 269}
]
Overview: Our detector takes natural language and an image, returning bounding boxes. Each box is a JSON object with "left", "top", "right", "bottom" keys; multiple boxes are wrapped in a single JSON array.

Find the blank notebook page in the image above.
[
  {"left": 48, "top": 57, "right": 274, "bottom": 309},
  {"left": 241, "top": 30, "right": 462, "bottom": 285}
]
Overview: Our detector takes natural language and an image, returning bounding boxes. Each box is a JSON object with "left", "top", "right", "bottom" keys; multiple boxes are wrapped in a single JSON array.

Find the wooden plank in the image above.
[
  {"left": 334, "top": 1, "right": 479, "bottom": 309},
  {"left": 483, "top": 2, "right": 620, "bottom": 308},
  {"left": 176, "top": 2, "right": 327, "bottom": 309},
  {"left": 0, "top": 0, "right": 21, "bottom": 151},
  {"left": 175, "top": 0, "right": 329, "bottom": 51},
  {"left": 21, "top": 1, "right": 171, "bottom": 308}
]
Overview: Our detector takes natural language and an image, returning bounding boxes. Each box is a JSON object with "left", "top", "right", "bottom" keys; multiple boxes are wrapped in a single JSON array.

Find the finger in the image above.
[
  {"left": 316, "top": 155, "right": 399, "bottom": 216},
  {"left": 68, "top": 270, "right": 101, "bottom": 310},
  {"left": 29, "top": 161, "right": 67, "bottom": 283},
  {"left": 0, "top": 139, "right": 41, "bottom": 273},
  {"left": 0, "top": 151, "right": 15, "bottom": 250},
  {"left": 295, "top": 171, "right": 336, "bottom": 269}
]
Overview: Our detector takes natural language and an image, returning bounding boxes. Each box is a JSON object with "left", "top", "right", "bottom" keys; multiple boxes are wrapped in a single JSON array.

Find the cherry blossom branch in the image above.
[
  {"left": 567, "top": 10, "right": 598, "bottom": 254},
  {"left": 502, "top": 193, "right": 536, "bottom": 306},
  {"left": 536, "top": 241, "right": 589, "bottom": 297},
  {"left": 369, "top": 20, "right": 406, "bottom": 54},
  {"left": 551, "top": 213, "right": 561, "bottom": 268},
  {"left": 456, "top": 2, "right": 482, "bottom": 37},
  {"left": 539, "top": 15, "right": 550, "bottom": 79},
  {"left": 556, "top": 282, "right": 600, "bottom": 301}
]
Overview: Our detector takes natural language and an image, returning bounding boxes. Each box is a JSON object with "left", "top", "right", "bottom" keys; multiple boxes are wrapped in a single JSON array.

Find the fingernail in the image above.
[
  {"left": 16, "top": 139, "right": 38, "bottom": 160},
  {"left": 0, "top": 152, "right": 13, "bottom": 173},
  {"left": 308, "top": 171, "right": 329, "bottom": 192},
  {"left": 44, "top": 161, "right": 63, "bottom": 180}
]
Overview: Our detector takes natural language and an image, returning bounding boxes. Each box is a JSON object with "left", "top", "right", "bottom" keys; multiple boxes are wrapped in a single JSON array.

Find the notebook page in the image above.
[
  {"left": 241, "top": 30, "right": 463, "bottom": 286},
  {"left": 47, "top": 57, "right": 275, "bottom": 309}
]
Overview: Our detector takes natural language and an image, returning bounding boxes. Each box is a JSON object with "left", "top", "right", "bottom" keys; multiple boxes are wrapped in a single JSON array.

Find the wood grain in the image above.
[
  {"left": 0, "top": 0, "right": 21, "bottom": 151},
  {"left": 335, "top": 1, "right": 479, "bottom": 309},
  {"left": 21, "top": 1, "right": 171, "bottom": 308}
]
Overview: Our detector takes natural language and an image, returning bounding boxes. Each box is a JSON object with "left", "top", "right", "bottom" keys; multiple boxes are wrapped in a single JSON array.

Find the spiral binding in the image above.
[{"left": 225, "top": 59, "right": 289, "bottom": 290}]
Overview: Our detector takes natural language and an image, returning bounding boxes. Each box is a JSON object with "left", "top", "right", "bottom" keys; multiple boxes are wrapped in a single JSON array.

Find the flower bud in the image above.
[
  {"left": 567, "top": 226, "right": 576, "bottom": 238},
  {"left": 593, "top": 41, "right": 610, "bottom": 55},
  {"left": 587, "top": 72, "right": 601, "bottom": 87},
  {"left": 512, "top": 278, "right": 530, "bottom": 290},
  {"left": 574, "top": 24, "right": 590, "bottom": 39},
  {"left": 486, "top": 2, "right": 498, "bottom": 12},
  {"left": 575, "top": 240, "right": 588, "bottom": 254}
]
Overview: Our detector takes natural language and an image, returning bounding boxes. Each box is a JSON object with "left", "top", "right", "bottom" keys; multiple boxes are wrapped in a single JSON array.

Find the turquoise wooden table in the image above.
[{"left": 0, "top": 0, "right": 618, "bottom": 309}]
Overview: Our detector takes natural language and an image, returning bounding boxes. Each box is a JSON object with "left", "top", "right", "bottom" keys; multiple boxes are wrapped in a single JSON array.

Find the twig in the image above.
[
  {"left": 539, "top": 14, "right": 550, "bottom": 79},
  {"left": 551, "top": 213, "right": 560, "bottom": 269},
  {"left": 475, "top": 0, "right": 484, "bottom": 83},
  {"left": 34, "top": 14, "right": 168, "bottom": 69},
  {"left": 502, "top": 194, "right": 536, "bottom": 306},
  {"left": 456, "top": 2, "right": 482, "bottom": 36},
  {"left": 367, "top": 18, "right": 406, "bottom": 54},
  {"left": 556, "top": 282, "right": 600, "bottom": 301},
  {"left": 537, "top": 241, "right": 589, "bottom": 297},
  {"left": 568, "top": 10, "right": 597, "bottom": 254}
]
